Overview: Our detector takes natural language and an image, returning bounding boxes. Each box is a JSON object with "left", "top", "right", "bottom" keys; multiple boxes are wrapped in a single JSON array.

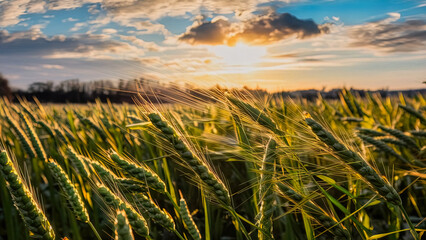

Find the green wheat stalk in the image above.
[{"left": 47, "top": 159, "right": 101, "bottom": 240}]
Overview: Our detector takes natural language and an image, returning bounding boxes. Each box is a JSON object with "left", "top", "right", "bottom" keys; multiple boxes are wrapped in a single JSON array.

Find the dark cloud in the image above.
[
  {"left": 0, "top": 29, "right": 144, "bottom": 59},
  {"left": 229, "top": 12, "right": 329, "bottom": 45},
  {"left": 179, "top": 12, "right": 329, "bottom": 46},
  {"left": 349, "top": 17, "right": 426, "bottom": 53},
  {"left": 178, "top": 17, "right": 231, "bottom": 45}
]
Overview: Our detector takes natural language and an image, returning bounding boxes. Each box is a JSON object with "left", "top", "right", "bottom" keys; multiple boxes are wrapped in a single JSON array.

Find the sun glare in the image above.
[{"left": 208, "top": 43, "right": 266, "bottom": 66}]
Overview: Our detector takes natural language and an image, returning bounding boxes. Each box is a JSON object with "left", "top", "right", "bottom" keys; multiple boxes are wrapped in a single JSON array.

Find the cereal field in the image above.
[{"left": 0, "top": 89, "right": 425, "bottom": 240}]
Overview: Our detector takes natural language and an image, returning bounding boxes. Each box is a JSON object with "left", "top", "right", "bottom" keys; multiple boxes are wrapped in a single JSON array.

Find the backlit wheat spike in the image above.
[
  {"left": 115, "top": 210, "right": 135, "bottom": 240},
  {"left": 20, "top": 113, "right": 46, "bottom": 161},
  {"left": 358, "top": 134, "right": 410, "bottom": 164},
  {"left": 258, "top": 139, "right": 277, "bottom": 240},
  {"left": 352, "top": 95, "right": 365, "bottom": 118},
  {"left": 355, "top": 127, "right": 386, "bottom": 137},
  {"left": 98, "top": 185, "right": 149, "bottom": 237},
  {"left": 359, "top": 134, "right": 426, "bottom": 168},
  {"left": 399, "top": 104, "right": 426, "bottom": 124},
  {"left": 75, "top": 111, "right": 107, "bottom": 139},
  {"left": 117, "top": 179, "right": 148, "bottom": 193},
  {"left": 133, "top": 193, "right": 175, "bottom": 230},
  {"left": 340, "top": 117, "right": 363, "bottom": 122},
  {"left": 340, "top": 89, "right": 356, "bottom": 116},
  {"left": 54, "top": 127, "right": 68, "bottom": 143},
  {"left": 89, "top": 160, "right": 116, "bottom": 179},
  {"left": 0, "top": 151, "right": 55, "bottom": 240},
  {"left": 66, "top": 147, "right": 90, "bottom": 178},
  {"left": 378, "top": 125, "right": 419, "bottom": 151},
  {"left": 63, "top": 127, "right": 77, "bottom": 142},
  {"left": 21, "top": 104, "right": 38, "bottom": 122},
  {"left": 308, "top": 117, "right": 419, "bottom": 239},
  {"left": 180, "top": 196, "right": 202, "bottom": 240},
  {"left": 377, "top": 137, "right": 407, "bottom": 147},
  {"left": 305, "top": 117, "right": 402, "bottom": 206},
  {"left": 37, "top": 120, "right": 55, "bottom": 138},
  {"left": 109, "top": 150, "right": 166, "bottom": 193},
  {"left": 148, "top": 113, "right": 231, "bottom": 205},
  {"left": 89, "top": 160, "right": 147, "bottom": 193},
  {"left": 5, "top": 112, "right": 36, "bottom": 159},
  {"left": 47, "top": 159, "right": 89, "bottom": 222},
  {"left": 409, "top": 130, "right": 426, "bottom": 138},
  {"left": 226, "top": 95, "right": 282, "bottom": 135}
]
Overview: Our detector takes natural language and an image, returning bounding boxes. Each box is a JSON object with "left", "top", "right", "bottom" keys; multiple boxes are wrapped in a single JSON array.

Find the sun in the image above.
[{"left": 208, "top": 43, "right": 266, "bottom": 66}]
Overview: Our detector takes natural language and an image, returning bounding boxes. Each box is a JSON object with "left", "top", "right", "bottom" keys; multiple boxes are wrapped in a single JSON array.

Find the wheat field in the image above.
[{"left": 0, "top": 89, "right": 425, "bottom": 240}]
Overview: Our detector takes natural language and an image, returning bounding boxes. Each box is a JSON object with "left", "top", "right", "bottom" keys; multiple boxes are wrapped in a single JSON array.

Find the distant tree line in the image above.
[
  {"left": 0, "top": 74, "right": 12, "bottom": 100},
  {"left": 0, "top": 74, "right": 425, "bottom": 103}
]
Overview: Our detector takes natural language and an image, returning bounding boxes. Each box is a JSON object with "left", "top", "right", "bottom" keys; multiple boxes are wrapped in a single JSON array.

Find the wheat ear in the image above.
[
  {"left": 148, "top": 113, "right": 231, "bottom": 205},
  {"left": 355, "top": 127, "right": 386, "bottom": 137},
  {"left": 115, "top": 210, "right": 135, "bottom": 240},
  {"left": 75, "top": 112, "right": 107, "bottom": 139},
  {"left": 88, "top": 160, "right": 147, "bottom": 193},
  {"left": 377, "top": 137, "right": 407, "bottom": 147},
  {"left": 47, "top": 159, "right": 103, "bottom": 239},
  {"left": 98, "top": 185, "right": 149, "bottom": 237},
  {"left": 410, "top": 130, "right": 426, "bottom": 138},
  {"left": 66, "top": 147, "right": 90, "bottom": 178},
  {"left": 47, "top": 159, "right": 89, "bottom": 222},
  {"left": 305, "top": 117, "right": 419, "bottom": 239},
  {"left": 179, "top": 196, "right": 202, "bottom": 240},
  {"left": 0, "top": 151, "right": 55, "bottom": 240},
  {"left": 399, "top": 104, "right": 426, "bottom": 124},
  {"left": 258, "top": 139, "right": 277, "bottom": 240},
  {"left": 109, "top": 150, "right": 166, "bottom": 193},
  {"left": 305, "top": 118, "right": 401, "bottom": 205},
  {"left": 132, "top": 193, "right": 175, "bottom": 230},
  {"left": 37, "top": 120, "right": 55, "bottom": 138},
  {"left": 226, "top": 95, "right": 279, "bottom": 133},
  {"left": 20, "top": 112, "right": 47, "bottom": 161},
  {"left": 378, "top": 125, "right": 419, "bottom": 151},
  {"left": 5, "top": 113, "right": 36, "bottom": 159}
]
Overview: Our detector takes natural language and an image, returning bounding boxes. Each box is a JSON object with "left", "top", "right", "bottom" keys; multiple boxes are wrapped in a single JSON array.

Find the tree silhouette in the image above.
[{"left": 0, "top": 73, "right": 12, "bottom": 100}]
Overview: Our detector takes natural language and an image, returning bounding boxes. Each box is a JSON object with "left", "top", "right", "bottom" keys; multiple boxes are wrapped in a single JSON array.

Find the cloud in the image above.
[
  {"left": 179, "top": 16, "right": 232, "bottom": 45},
  {"left": 70, "top": 22, "right": 87, "bottom": 32},
  {"left": 119, "top": 36, "right": 161, "bottom": 52},
  {"left": 179, "top": 12, "right": 329, "bottom": 46},
  {"left": 101, "top": 0, "right": 277, "bottom": 20},
  {"left": 102, "top": 28, "right": 118, "bottom": 34},
  {"left": 125, "top": 21, "right": 170, "bottom": 35},
  {"left": 0, "top": 28, "right": 45, "bottom": 43},
  {"left": 0, "top": 0, "right": 298, "bottom": 28},
  {"left": 0, "top": 0, "right": 43, "bottom": 27},
  {"left": 46, "top": 0, "right": 101, "bottom": 11},
  {"left": 0, "top": 29, "right": 145, "bottom": 60},
  {"left": 42, "top": 64, "right": 64, "bottom": 69},
  {"left": 348, "top": 13, "right": 426, "bottom": 53},
  {"left": 0, "top": 0, "right": 100, "bottom": 27},
  {"left": 62, "top": 17, "right": 79, "bottom": 22}
]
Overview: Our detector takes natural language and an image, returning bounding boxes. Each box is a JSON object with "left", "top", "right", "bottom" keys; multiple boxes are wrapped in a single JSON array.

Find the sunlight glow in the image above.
[{"left": 208, "top": 43, "right": 266, "bottom": 66}]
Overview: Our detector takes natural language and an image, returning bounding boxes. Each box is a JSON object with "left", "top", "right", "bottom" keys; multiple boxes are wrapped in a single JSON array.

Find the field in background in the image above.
[{"left": 0, "top": 89, "right": 425, "bottom": 240}]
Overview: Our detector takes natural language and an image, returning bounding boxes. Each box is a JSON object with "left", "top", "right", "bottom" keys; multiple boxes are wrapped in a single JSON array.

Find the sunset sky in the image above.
[{"left": 0, "top": 0, "right": 425, "bottom": 91}]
